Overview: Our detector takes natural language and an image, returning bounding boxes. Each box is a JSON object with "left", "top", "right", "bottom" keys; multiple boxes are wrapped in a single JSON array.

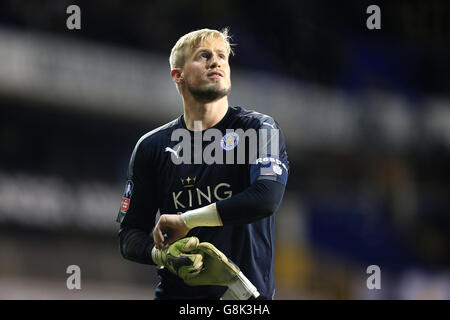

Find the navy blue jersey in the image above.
[{"left": 117, "top": 106, "right": 289, "bottom": 299}]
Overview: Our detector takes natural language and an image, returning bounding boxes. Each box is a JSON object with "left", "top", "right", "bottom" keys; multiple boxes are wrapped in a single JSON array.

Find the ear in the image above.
[{"left": 171, "top": 68, "right": 184, "bottom": 84}]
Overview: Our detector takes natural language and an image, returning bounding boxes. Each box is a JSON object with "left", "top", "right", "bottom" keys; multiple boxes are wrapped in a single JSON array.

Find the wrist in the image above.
[{"left": 181, "top": 203, "right": 223, "bottom": 229}]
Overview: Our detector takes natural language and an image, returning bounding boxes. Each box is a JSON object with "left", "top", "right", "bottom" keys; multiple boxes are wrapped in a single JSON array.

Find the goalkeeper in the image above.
[{"left": 116, "top": 28, "right": 289, "bottom": 300}]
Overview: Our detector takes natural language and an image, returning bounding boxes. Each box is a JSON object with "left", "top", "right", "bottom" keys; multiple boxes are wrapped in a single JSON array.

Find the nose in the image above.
[{"left": 209, "top": 54, "right": 220, "bottom": 69}]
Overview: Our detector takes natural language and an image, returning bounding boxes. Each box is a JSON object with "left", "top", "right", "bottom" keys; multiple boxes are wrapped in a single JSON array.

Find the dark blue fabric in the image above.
[{"left": 117, "top": 106, "right": 289, "bottom": 299}]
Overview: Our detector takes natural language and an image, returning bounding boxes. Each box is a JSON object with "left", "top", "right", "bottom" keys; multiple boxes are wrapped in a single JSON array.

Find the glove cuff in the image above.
[{"left": 221, "top": 271, "right": 260, "bottom": 300}]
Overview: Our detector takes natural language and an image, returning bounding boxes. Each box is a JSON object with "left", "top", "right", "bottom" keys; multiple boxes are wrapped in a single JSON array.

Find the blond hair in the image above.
[{"left": 169, "top": 28, "right": 234, "bottom": 70}]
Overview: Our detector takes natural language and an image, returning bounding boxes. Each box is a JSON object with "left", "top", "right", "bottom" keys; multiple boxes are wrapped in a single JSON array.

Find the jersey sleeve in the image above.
[
  {"left": 216, "top": 116, "right": 289, "bottom": 225},
  {"left": 249, "top": 117, "right": 289, "bottom": 186},
  {"left": 116, "top": 137, "right": 159, "bottom": 233}
]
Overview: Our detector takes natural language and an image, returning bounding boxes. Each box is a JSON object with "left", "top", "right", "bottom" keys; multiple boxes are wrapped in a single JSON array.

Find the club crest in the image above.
[{"left": 220, "top": 132, "right": 239, "bottom": 151}]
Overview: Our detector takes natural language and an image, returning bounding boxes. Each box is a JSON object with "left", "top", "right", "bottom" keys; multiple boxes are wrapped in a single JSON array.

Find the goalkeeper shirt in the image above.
[{"left": 117, "top": 106, "right": 289, "bottom": 299}]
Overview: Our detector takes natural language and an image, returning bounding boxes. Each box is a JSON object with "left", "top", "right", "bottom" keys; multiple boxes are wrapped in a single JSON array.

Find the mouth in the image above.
[{"left": 207, "top": 71, "right": 224, "bottom": 79}]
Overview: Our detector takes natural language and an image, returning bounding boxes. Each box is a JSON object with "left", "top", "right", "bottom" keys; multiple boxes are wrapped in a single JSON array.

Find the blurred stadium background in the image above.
[{"left": 0, "top": 0, "right": 449, "bottom": 299}]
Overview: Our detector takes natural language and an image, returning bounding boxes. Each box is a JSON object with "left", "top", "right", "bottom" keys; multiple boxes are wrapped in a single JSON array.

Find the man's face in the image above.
[{"left": 181, "top": 38, "right": 231, "bottom": 102}]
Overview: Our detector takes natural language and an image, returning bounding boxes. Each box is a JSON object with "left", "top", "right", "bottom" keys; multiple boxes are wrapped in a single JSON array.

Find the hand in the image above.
[
  {"left": 184, "top": 241, "right": 260, "bottom": 300},
  {"left": 151, "top": 236, "right": 203, "bottom": 280},
  {"left": 153, "top": 214, "right": 190, "bottom": 249},
  {"left": 184, "top": 242, "right": 239, "bottom": 286}
]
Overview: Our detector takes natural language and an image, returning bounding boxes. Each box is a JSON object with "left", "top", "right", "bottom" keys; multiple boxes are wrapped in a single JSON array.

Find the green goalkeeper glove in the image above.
[
  {"left": 151, "top": 236, "right": 203, "bottom": 280},
  {"left": 184, "top": 242, "right": 260, "bottom": 300}
]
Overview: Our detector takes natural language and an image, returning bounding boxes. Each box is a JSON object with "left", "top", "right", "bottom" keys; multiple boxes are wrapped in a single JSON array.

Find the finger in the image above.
[
  {"left": 153, "top": 225, "right": 165, "bottom": 249},
  {"left": 181, "top": 237, "right": 199, "bottom": 252},
  {"left": 164, "top": 231, "right": 185, "bottom": 247},
  {"left": 163, "top": 234, "right": 177, "bottom": 247},
  {"left": 187, "top": 253, "right": 203, "bottom": 270}
]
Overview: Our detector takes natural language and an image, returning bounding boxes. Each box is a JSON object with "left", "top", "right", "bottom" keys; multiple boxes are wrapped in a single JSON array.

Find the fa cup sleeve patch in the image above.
[{"left": 116, "top": 180, "right": 133, "bottom": 223}]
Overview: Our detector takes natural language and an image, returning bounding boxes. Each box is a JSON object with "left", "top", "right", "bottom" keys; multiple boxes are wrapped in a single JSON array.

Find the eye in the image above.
[{"left": 200, "top": 52, "right": 210, "bottom": 59}]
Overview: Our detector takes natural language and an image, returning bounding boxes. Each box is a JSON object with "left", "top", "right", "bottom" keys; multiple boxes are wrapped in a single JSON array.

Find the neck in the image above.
[{"left": 182, "top": 95, "right": 229, "bottom": 131}]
